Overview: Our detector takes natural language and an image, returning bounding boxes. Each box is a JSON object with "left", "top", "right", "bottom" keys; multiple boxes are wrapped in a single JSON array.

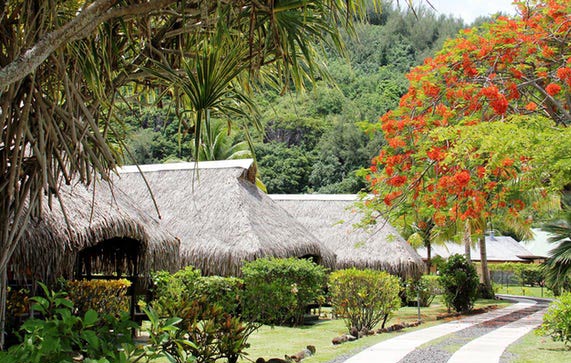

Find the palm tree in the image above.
[
  {"left": 190, "top": 120, "right": 252, "bottom": 161},
  {"left": 541, "top": 196, "right": 571, "bottom": 292}
]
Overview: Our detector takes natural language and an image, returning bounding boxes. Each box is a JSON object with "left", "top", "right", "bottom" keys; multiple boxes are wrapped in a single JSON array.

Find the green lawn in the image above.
[
  {"left": 495, "top": 285, "right": 556, "bottom": 298},
  {"left": 504, "top": 330, "right": 570, "bottom": 363},
  {"left": 242, "top": 297, "right": 509, "bottom": 363}
]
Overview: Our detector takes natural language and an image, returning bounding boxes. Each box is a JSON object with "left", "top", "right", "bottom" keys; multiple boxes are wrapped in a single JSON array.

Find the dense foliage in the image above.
[
  {"left": 537, "top": 292, "right": 571, "bottom": 346},
  {"left": 440, "top": 255, "right": 479, "bottom": 313},
  {"left": 329, "top": 268, "right": 401, "bottom": 332},
  {"left": 0, "top": 284, "right": 194, "bottom": 363},
  {"left": 151, "top": 267, "right": 253, "bottom": 363},
  {"left": 152, "top": 267, "right": 243, "bottom": 318},
  {"left": 241, "top": 258, "right": 328, "bottom": 326},
  {"left": 369, "top": 0, "right": 571, "bottom": 222}
]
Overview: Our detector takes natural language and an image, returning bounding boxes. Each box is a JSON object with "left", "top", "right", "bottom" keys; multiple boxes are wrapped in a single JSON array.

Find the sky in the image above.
[{"left": 416, "top": 0, "right": 518, "bottom": 25}]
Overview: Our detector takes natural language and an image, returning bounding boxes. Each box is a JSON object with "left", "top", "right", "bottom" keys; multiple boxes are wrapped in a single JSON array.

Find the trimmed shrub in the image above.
[
  {"left": 152, "top": 267, "right": 243, "bottom": 317},
  {"left": 65, "top": 279, "right": 131, "bottom": 316},
  {"left": 405, "top": 275, "right": 442, "bottom": 307},
  {"left": 537, "top": 292, "right": 571, "bottom": 345},
  {"left": 329, "top": 268, "right": 401, "bottom": 332},
  {"left": 242, "top": 257, "right": 328, "bottom": 326},
  {"left": 199, "top": 276, "right": 243, "bottom": 316},
  {"left": 440, "top": 254, "right": 479, "bottom": 313}
]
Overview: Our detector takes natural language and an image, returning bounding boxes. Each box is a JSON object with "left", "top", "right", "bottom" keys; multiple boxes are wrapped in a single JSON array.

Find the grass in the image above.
[
  {"left": 495, "top": 285, "right": 556, "bottom": 298},
  {"left": 241, "top": 297, "right": 510, "bottom": 363},
  {"left": 504, "top": 330, "right": 570, "bottom": 363}
]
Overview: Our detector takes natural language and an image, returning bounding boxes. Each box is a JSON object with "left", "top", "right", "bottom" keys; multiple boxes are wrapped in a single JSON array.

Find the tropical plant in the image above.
[
  {"left": 151, "top": 267, "right": 255, "bottom": 363},
  {"left": 0, "top": 283, "right": 135, "bottom": 362},
  {"left": 147, "top": 26, "right": 259, "bottom": 162},
  {"left": 536, "top": 292, "right": 571, "bottom": 346},
  {"left": 190, "top": 120, "right": 252, "bottom": 161},
  {"left": 542, "top": 197, "right": 571, "bottom": 292}
]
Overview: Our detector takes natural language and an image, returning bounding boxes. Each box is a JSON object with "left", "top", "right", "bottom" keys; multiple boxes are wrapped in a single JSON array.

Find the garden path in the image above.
[{"left": 342, "top": 296, "right": 549, "bottom": 363}]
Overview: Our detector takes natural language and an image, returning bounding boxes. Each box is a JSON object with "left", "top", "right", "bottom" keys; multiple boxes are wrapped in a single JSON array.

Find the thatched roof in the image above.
[
  {"left": 11, "top": 180, "right": 181, "bottom": 284},
  {"left": 113, "top": 160, "right": 336, "bottom": 276},
  {"left": 416, "top": 234, "right": 542, "bottom": 262},
  {"left": 270, "top": 194, "right": 425, "bottom": 278}
]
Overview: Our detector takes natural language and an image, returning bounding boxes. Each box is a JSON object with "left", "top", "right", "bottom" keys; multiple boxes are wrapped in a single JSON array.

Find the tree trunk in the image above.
[
  {"left": 0, "top": 267, "right": 6, "bottom": 350},
  {"left": 426, "top": 242, "right": 432, "bottom": 274},
  {"left": 479, "top": 234, "right": 494, "bottom": 298},
  {"left": 463, "top": 219, "right": 471, "bottom": 262}
]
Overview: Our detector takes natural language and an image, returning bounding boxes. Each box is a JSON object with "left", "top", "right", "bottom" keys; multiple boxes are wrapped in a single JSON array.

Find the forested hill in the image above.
[
  {"left": 123, "top": 3, "right": 466, "bottom": 193},
  {"left": 255, "top": 4, "right": 465, "bottom": 194}
]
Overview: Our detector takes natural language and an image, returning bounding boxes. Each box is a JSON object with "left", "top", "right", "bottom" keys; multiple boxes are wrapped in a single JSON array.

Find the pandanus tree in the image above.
[
  {"left": 366, "top": 0, "right": 571, "bottom": 295},
  {"left": 0, "top": 0, "right": 392, "bottom": 348}
]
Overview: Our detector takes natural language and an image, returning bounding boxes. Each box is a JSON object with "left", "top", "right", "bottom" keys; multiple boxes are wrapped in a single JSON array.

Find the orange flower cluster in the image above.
[{"left": 545, "top": 83, "right": 562, "bottom": 96}]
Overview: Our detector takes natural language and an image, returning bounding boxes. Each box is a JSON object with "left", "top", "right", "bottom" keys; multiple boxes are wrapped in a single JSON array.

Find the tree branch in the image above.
[{"left": 0, "top": 0, "right": 178, "bottom": 88}]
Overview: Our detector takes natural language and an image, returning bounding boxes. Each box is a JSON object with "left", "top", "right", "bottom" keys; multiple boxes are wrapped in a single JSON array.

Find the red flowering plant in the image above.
[{"left": 365, "top": 0, "right": 571, "bottom": 289}]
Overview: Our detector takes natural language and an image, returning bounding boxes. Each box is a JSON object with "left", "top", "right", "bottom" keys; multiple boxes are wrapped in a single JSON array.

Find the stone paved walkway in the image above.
[{"left": 342, "top": 296, "right": 549, "bottom": 363}]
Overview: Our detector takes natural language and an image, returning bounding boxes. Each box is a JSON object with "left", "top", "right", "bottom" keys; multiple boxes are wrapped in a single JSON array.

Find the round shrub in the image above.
[
  {"left": 329, "top": 268, "right": 401, "bottom": 332},
  {"left": 241, "top": 257, "right": 328, "bottom": 326},
  {"left": 440, "top": 254, "right": 479, "bottom": 313},
  {"left": 537, "top": 292, "right": 571, "bottom": 345}
]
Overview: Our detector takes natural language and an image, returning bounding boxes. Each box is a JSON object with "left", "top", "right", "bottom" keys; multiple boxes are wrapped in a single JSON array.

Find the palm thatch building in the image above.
[
  {"left": 10, "top": 180, "right": 180, "bottom": 286},
  {"left": 113, "top": 160, "right": 336, "bottom": 276},
  {"left": 271, "top": 194, "right": 425, "bottom": 278}
]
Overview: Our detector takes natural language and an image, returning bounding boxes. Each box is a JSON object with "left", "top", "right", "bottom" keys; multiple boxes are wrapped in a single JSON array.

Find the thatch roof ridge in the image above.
[
  {"left": 114, "top": 164, "right": 336, "bottom": 276},
  {"left": 118, "top": 159, "right": 254, "bottom": 173},
  {"left": 270, "top": 195, "right": 424, "bottom": 278},
  {"left": 12, "top": 180, "right": 180, "bottom": 284},
  {"left": 271, "top": 194, "right": 359, "bottom": 201}
]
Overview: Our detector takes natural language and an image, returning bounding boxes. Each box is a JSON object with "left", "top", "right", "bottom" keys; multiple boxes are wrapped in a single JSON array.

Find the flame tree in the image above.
[{"left": 367, "top": 0, "right": 571, "bottom": 293}]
